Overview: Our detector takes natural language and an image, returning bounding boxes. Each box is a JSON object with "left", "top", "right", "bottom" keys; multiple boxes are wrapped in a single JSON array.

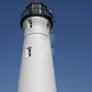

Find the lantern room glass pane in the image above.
[{"left": 32, "top": 4, "right": 41, "bottom": 9}]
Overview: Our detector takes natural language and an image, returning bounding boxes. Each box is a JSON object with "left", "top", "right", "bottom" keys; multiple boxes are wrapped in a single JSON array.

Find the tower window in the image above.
[
  {"left": 25, "top": 47, "right": 32, "bottom": 58},
  {"left": 47, "top": 22, "right": 50, "bottom": 28},
  {"left": 28, "top": 19, "right": 32, "bottom": 28}
]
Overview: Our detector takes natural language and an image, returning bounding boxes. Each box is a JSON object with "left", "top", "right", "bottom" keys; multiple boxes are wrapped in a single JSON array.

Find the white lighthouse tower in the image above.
[{"left": 18, "top": 1, "right": 57, "bottom": 92}]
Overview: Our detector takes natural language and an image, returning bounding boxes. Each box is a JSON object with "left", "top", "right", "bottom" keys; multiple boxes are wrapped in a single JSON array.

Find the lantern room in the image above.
[{"left": 20, "top": 1, "right": 53, "bottom": 28}]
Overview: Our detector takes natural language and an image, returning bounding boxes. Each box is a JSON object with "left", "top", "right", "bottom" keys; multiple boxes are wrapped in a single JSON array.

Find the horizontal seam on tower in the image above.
[{"left": 24, "top": 33, "right": 49, "bottom": 38}]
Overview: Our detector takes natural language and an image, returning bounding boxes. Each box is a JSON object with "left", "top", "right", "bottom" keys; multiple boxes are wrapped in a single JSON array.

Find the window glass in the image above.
[{"left": 25, "top": 47, "right": 31, "bottom": 58}]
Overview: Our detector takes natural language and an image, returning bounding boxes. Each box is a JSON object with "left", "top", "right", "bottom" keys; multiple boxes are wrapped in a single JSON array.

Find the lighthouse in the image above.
[{"left": 18, "top": 1, "right": 57, "bottom": 92}]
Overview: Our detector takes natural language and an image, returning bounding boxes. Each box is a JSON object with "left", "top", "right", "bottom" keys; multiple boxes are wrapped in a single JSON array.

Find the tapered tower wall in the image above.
[{"left": 18, "top": 2, "right": 57, "bottom": 92}]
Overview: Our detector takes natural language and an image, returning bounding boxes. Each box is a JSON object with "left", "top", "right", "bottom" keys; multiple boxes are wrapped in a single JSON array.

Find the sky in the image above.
[{"left": 0, "top": 0, "right": 92, "bottom": 92}]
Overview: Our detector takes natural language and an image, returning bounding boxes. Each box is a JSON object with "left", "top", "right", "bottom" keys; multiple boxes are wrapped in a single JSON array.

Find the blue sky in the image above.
[{"left": 0, "top": 0, "right": 92, "bottom": 92}]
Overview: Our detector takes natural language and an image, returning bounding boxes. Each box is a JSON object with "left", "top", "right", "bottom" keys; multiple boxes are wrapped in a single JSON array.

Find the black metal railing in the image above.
[{"left": 21, "top": 8, "right": 53, "bottom": 20}]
